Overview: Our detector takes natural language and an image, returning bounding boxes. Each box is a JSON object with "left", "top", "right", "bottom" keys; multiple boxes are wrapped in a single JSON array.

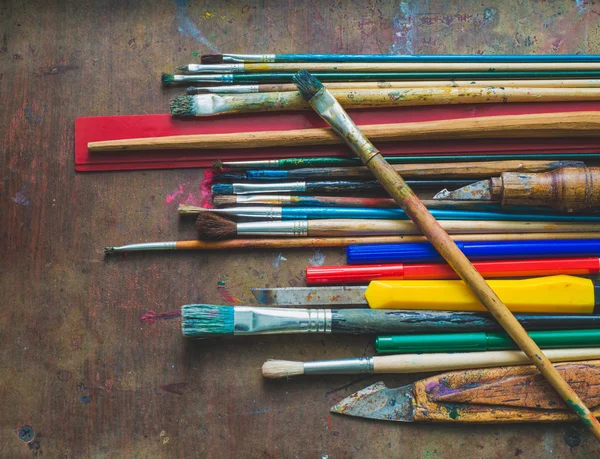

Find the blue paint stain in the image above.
[
  {"left": 175, "top": 0, "right": 220, "bottom": 52},
  {"left": 18, "top": 425, "right": 35, "bottom": 443},
  {"left": 390, "top": 1, "right": 418, "bottom": 55},
  {"left": 81, "top": 395, "right": 91, "bottom": 404},
  {"left": 272, "top": 253, "right": 287, "bottom": 269},
  {"left": 11, "top": 188, "right": 29, "bottom": 206}
]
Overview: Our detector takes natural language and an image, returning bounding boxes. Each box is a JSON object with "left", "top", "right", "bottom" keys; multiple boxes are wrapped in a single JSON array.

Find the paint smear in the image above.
[
  {"left": 199, "top": 169, "right": 215, "bottom": 208},
  {"left": 390, "top": 1, "right": 418, "bottom": 55},
  {"left": 165, "top": 182, "right": 208, "bottom": 207},
  {"left": 175, "top": 0, "right": 220, "bottom": 52},
  {"left": 11, "top": 188, "right": 29, "bottom": 206},
  {"left": 140, "top": 310, "right": 182, "bottom": 324},
  {"left": 165, "top": 183, "right": 186, "bottom": 203},
  {"left": 160, "top": 382, "right": 188, "bottom": 395},
  {"left": 308, "top": 249, "right": 326, "bottom": 266},
  {"left": 217, "top": 281, "right": 241, "bottom": 303},
  {"left": 272, "top": 253, "right": 287, "bottom": 268}
]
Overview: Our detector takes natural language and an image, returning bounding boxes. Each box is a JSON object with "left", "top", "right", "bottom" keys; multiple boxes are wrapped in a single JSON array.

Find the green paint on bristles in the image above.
[
  {"left": 170, "top": 96, "right": 195, "bottom": 117},
  {"left": 181, "top": 304, "right": 234, "bottom": 337},
  {"left": 161, "top": 73, "right": 175, "bottom": 85}
]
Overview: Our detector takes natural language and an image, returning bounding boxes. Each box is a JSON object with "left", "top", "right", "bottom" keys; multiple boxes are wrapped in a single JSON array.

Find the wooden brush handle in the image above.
[
  {"left": 88, "top": 111, "right": 600, "bottom": 152},
  {"left": 500, "top": 167, "right": 600, "bottom": 211},
  {"left": 305, "top": 219, "right": 600, "bottom": 236},
  {"left": 412, "top": 360, "right": 600, "bottom": 423}
]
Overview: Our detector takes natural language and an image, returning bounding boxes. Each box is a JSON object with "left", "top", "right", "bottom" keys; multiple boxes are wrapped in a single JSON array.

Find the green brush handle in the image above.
[{"left": 376, "top": 329, "right": 600, "bottom": 353}]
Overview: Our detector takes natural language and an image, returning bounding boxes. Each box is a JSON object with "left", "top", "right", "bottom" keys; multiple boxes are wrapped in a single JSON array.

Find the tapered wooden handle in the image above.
[
  {"left": 88, "top": 111, "right": 600, "bottom": 152},
  {"left": 372, "top": 349, "right": 600, "bottom": 374},
  {"left": 412, "top": 360, "right": 600, "bottom": 423},
  {"left": 501, "top": 167, "right": 600, "bottom": 211}
]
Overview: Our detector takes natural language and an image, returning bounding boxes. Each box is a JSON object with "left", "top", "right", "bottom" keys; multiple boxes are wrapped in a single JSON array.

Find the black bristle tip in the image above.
[
  {"left": 161, "top": 73, "right": 175, "bottom": 85},
  {"left": 170, "top": 96, "right": 194, "bottom": 117},
  {"left": 201, "top": 54, "right": 223, "bottom": 64},
  {"left": 195, "top": 212, "right": 237, "bottom": 240},
  {"left": 187, "top": 86, "right": 202, "bottom": 95},
  {"left": 292, "top": 70, "right": 324, "bottom": 101}
]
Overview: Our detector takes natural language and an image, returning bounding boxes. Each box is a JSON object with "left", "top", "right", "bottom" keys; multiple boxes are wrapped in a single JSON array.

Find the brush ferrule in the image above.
[
  {"left": 237, "top": 220, "right": 308, "bottom": 236},
  {"left": 222, "top": 160, "right": 280, "bottom": 168},
  {"left": 175, "top": 74, "right": 234, "bottom": 83},
  {"left": 191, "top": 85, "right": 259, "bottom": 94},
  {"left": 309, "top": 86, "right": 380, "bottom": 164},
  {"left": 235, "top": 195, "right": 292, "bottom": 205},
  {"left": 303, "top": 357, "right": 374, "bottom": 375},
  {"left": 215, "top": 206, "right": 283, "bottom": 219},
  {"left": 222, "top": 54, "right": 276, "bottom": 63},
  {"left": 107, "top": 242, "right": 178, "bottom": 252},
  {"left": 232, "top": 181, "right": 306, "bottom": 194},
  {"left": 234, "top": 307, "right": 331, "bottom": 334},
  {"left": 185, "top": 63, "right": 244, "bottom": 73}
]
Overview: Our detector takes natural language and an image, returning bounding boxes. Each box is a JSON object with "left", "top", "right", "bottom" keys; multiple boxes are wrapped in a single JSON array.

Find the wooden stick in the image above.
[
  {"left": 88, "top": 111, "right": 600, "bottom": 152},
  {"left": 292, "top": 71, "right": 600, "bottom": 437}
]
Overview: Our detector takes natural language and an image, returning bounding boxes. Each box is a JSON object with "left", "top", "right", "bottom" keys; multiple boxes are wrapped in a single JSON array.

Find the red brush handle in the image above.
[{"left": 305, "top": 257, "right": 600, "bottom": 285}]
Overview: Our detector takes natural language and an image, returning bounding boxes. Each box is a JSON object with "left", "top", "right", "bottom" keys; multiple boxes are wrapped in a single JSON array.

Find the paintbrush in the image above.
[
  {"left": 435, "top": 167, "right": 600, "bottom": 212},
  {"left": 186, "top": 206, "right": 600, "bottom": 222},
  {"left": 213, "top": 160, "right": 582, "bottom": 180},
  {"left": 161, "top": 71, "right": 600, "bottom": 86},
  {"left": 261, "top": 350, "right": 600, "bottom": 379},
  {"left": 104, "top": 233, "right": 600, "bottom": 253},
  {"left": 210, "top": 180, "right": 473, "bottom": 195},
  {"left": 179, "top": 62, "right": 600, "bottom": 73},
  {"left": 181, "top": 304, "right": 600, "bottom": 338},
  {"left": 187, "top": 79, "right": 600, "bottom": 94},
  {"left": 88, "top": 111, "right": 600, "bottom": 152},
  {"left": 292, "top": 70, "right": 600, "bottom": 435},
  {"left": 202, "top": 53, "right": 600, "bottom": 64},
  {"left": 171, "top": 88, "right": 600, "bottom": 116},
  {"left": 216, "top": 154, "right": 600, "bottom": 169},
  {"left": 194, "top": 213, "right": 600, "bottom": 240}
]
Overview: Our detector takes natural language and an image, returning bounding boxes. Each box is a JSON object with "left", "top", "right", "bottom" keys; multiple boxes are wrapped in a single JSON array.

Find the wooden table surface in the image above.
[{"left": 2, "top": 0, "right": 600, "bottom": 457}]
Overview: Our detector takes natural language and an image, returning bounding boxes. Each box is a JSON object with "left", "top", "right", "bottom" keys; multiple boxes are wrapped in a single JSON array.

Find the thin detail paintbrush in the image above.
[
  {"left": 194, "top": 213, "right": 600, "bottom": 241},
  {"left": 181, "top": 304, "right": 600, "bottom": 338},
  {"left": 171, "top": 88, "right": 600, "bottom": 116},
  {"left": 202, "top": 53, "right": 600, "bottom": 64}
]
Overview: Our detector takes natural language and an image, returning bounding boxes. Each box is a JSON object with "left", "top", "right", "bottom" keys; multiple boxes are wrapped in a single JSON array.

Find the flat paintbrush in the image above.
[
  {"left": 104, "top": 233, "right": 600, "bottom": 253},
  {"left": 187, "top": 79, "right": 600, "bottom": 94},
  {"left": 171, "top": 88, "right": 600, "bottom": 116},
  {"left": 180, "top": 304, "right": 600, "bottom": 338},
  {"left": 186, "top": 206, "right": 600, "bottom": 222},
  {"left": 292, "top": 70, "right": 600, "bottom": 436},
  {"left": 194, "top": 213, "right": 600, "bottom": 240}
]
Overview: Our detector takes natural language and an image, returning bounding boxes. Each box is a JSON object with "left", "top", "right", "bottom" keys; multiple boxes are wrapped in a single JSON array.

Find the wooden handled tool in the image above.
[
  {"left": 292, "top": 70, "right": 600, "bottom": 437},
  {"left": 436, "top": 167, "right": 600, "bottom": 212},
  {"left": 332, "top": 360, "right": 600, "bottom": 423},
  {"left": 88, "top": 111, "right": 600, "bottom": 152}
]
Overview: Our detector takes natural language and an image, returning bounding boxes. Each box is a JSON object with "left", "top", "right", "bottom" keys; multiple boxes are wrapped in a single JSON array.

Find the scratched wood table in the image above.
[{"left": 2, "top": 0, "right": 600, "bottom": 457}]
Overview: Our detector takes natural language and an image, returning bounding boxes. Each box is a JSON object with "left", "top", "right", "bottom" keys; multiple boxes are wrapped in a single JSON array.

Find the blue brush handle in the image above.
[
  {"left": 347, "top": 240, "right": 600, "bottom": 264},
  {"left": 280, "top": 207, "right": 600, "bottom": 222},
  {"left": 273, "top": 54, "right": 600, "bottom": 63}
]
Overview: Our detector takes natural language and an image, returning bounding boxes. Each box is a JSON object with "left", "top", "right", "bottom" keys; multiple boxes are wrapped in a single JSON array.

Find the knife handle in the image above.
[
  {"left": 500, "top": 167, "right": 600, "bottom": 212},
  {"left": 412, "top": 360, "right": 600, "bottom": 422}
]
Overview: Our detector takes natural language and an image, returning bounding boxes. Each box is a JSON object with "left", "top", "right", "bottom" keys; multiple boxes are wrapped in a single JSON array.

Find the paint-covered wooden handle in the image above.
[
  {"left": 500, "top": 167, "right": 600, "bottom": 211},
  {"left": 413, "top": 360, "right": 600, "bottom": 422}
]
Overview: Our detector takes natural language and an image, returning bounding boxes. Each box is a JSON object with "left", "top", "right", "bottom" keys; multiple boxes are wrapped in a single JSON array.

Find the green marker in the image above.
[{"left": 375, "top": 329, "right": 600, "bottom": 354}]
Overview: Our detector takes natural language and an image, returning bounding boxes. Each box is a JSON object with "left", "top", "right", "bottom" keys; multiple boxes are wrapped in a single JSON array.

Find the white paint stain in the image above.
[
  {"left": 272, "top": 253, "right": 287, "bottom": 268},
  {"left": 175, "top": 0, "right": 220, "bottom": 52},
  {"left": 308, "top": 249, "right": 326, "bottom": 266},
  {"left": 390, "top": 1, "right": 418, "bottom": 55},
  {"left": 575, "top": 0, "right": 588, "bottom": 14}
]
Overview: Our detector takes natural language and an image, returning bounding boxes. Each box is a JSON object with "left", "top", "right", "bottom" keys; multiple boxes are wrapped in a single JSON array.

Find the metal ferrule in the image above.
[
  {"left": 232, "top": 181, "right": 306, "bottom": 194},
  {"left": 237, "top": 220, "right": 308, "bottom": 236},
  {"left": 109, "top": 242, "right": 177, "bottom": 252},
  {"left": 310, "top": 87, "right": 380, "bottom": 163},
  {"left": 222, "top": 160, "right": 280, "bottom": 168},
  {"left": 185, "top": 63, "right": 244, "bottom": 73},
  {"left": 222, "top": 54, "right": 276, "bottom": 63},
  {"left": 234, "top": 194, "right": 292, "bottom": 205},
  {"left": 191, "top": 85, "right": 259, "bottom": 94},
  {"left": 304, "top": 357, "right": 375, "bottom": 375},
  {"left": 233, "top": 307, "right": 331, "bottom": 334},
  {"left": 213, "top": 206, "right": 283, "bottom": 219},
  {"left": 174, "top": 74, "right": 234, "bottom": 83}
]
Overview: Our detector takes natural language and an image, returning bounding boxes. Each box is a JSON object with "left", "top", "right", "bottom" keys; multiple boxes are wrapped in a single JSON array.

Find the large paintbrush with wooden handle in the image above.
[{"left": 291, "top": 70, "right": 600, "bottom": 438}]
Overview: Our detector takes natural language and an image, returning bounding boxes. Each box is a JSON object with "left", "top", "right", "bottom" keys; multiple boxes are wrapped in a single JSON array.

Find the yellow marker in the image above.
[{"left": 365, "top": 275, "right": 597, "bottom": 313}]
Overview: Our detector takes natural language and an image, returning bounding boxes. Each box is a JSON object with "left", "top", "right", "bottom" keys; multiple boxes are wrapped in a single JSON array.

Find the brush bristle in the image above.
[
  {"left": 212, "top": 159, "right": 224, "bottom": 170},
  {"left": 201, "top": 54, "right": 223, "bottom": 64},
  {"left": 162, "top": 73, "right": 175, "bottom": 85},
  {"left": 103, "top": 247, "right": 115, "bottom": 254},
  {"left": 170, "top": 95, "right": 195, "bottom": 117},
  {"left": 292, "top": 70, "right": 324, "bottom": 101},
  {"left": 181, "top": 304, "right": 234, "bottom": 337},
  {"left": 262, "top": 360, "right": 305, "bottom": 379},
  {"left": 187, "top": 86, "right": 204, "bottom": 95},
  {"left": 178, "top": 204, "right": 204, "bottom": 215},
  {"left": 212, "top": 195, "right": 237, "bottom": 206},
  {"left": 211, "top": 183, "right": 234, "bottom": 195},
  {"left": 195, "top": 212, "right": 237, "bottom": 240}
]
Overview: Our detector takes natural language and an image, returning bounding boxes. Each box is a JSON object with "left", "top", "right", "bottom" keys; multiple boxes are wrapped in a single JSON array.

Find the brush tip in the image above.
[
  {"left": 211, "top": 183, "right": 234, "bottom": 195},
  {"left": 195, "top": 212, "right": 237, "bottom": 240},
  {"left": 170, "top": 95, "right": 195, "bottom": 117},
  {"left": 212, "top": 194, "right": 237, "bottom": 206},
  {"left": 181, "top": 304, "right": 235, "bottom": 337},
  {"left": 103, "top": 247, "right": 115, "bottom": 254},
  {"left": 201, "top": 54, "right": 223, "bottom": 64},
  {"left": 176, "top": 65, "right": 188, "bottom": 71},
  {"left": 162, "top": 73, "right": 175, "bottom": 85},
  {"left": 262, "top": 360, "right": 305, "bottom": 379},
  {"left": 187, "top": 86, "right": 203, "bottom": 95},
  {"left": 212, "top": 159, "right": 224, "bottom": 170},
  {"left": 292, "top": 70, "right": 324, "bottom": 101}
]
